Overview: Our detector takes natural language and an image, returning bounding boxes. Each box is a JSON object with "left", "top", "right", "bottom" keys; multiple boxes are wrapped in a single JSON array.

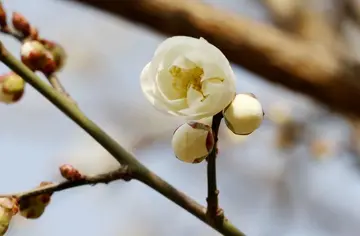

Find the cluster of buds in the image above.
[
  {"left": 0, "top": 72, "right": 25, "bottom": 104},
  {"left": 4, "top": 9, "right": 67, "bottom": 75},
  {"left": 0, "top": 4, "right": 67, "bottom": 107},
  {"left": 60, "top": 164, "right": 83, "bottom": 181},
  {"left": 20, "top": 39, "right": 66, "bottom": 75},
  {"left": 0, "top": 181, "right": 56, "bottom": 234},
  {"left": 0, "top": 197, "right": 18, "bottom": 235},
  {"left": 0, "top": 3, "right": 38, "bottom": 40},
  {"left": 19, "top": 182, "right": 53, "bottom": 219},
  {"left": 171, "top": 93, "right": 264, "bottom": 164}
]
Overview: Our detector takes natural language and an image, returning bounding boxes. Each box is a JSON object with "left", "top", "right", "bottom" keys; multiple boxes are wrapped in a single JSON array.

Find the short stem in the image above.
[{"left": 206, "top": 112, "right": 223, "bottom": 221}]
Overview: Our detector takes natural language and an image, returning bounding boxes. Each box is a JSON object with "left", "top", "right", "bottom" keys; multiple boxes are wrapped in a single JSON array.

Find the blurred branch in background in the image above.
[
  {"left": 260, "top": 0, "right": 344, "bottom": 47},
  {"left": 345, "top": 0, "right": 360, "bottom": 28},
  {"left": 70, "top": 0, "right": 360, "bottom": 118}
]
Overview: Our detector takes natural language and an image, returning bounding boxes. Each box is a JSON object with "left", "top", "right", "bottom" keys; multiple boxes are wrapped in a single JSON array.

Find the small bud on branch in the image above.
[
  {"left": 20, "top": 40, "right": 57, "bottom": 75},
  {"left": 0, "top": 72, "right": 25, "bottom": 104},
  {"left": 60, "top": 164, "right": 83, "bottom": 181},
  {"left": 12, "top": 12, "right": 30, "bottom": 37},
  {"left": 18, "top": 182, "right": 53, "bottom": 219}
]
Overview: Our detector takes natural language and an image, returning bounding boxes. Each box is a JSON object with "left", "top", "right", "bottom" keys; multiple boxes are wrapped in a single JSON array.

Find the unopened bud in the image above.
[
  {"left": 19, "top": 182, "right": 53, "bottom": 219},
  {"left": 12, "top": 12, "right": 30, "bottom": 37},
  {"left": 20, "top": 40, "right": 57, "bottom": 75},
  {"left": 60, "top": 164, "right": 83, "bottom": 181},
  {"left": 40, "top": 40, "right": 66, "bottom": 71},
  {"left": 0, "top": 72, "right": 25, "bottom": 104},
  {"left": 223, "top": 93, "right": 264, "bottom": 135},
  {"left": 172, "top": 122, "right": 214, "bottom": 164},
  {"left": 0, "top": 4, "right": 7, "bottom": 28},
  {"left": 0, "top": 197, "right": 18, "bottom": 236}
]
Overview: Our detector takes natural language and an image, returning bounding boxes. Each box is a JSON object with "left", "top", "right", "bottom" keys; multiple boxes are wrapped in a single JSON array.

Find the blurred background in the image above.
[{"left": 2, "top": 0, "right": 360, "bottom": 235}]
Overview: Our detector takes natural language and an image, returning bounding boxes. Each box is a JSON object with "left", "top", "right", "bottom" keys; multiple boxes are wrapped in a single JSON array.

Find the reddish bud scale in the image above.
[
  {"left": 0, "top": 197, "right": 19, "bottom": 216},
  {"left": 40, "top": 39, "right": 66, "bottom": 71},
  {"left": 21, "top": 41, "right": 57, "bottom": 75},
  {"left": 2, "top": 86, "right": 24, "bottom": 102},
  {"left": 187, "top": 121, "right": 214, "bottom": 152},
  {"left": 41, "top": 56, "right": 57, "bottom": 76},
  {"left": 0, "top": 4, "right": 7, "bottom": 28},
  {"left": 172, "top": 122, "right": 215, "bottom": 164},
  {"left": 12, "top": 12, "right": 30, "bottom": 36},
  {"left": 60, "top": 164, "right": 83, "bottom": 181},
  {"left": 206, "top": 131, "right": 214, "bottom": 152},
  {"left": 10, "top": 199, "right": 19, "bottom": 215},
  {"left": 38, "top": 194, "right": 51, "bottom": 206},
  {"left": 8, "top": 89, "right": 23, "bottom": 102}
]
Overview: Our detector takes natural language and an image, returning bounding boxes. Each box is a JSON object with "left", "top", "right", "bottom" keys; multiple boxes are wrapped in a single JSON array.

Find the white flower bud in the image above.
[
  {"left": 223, "top": 93, "right": 264, "bottom": 135},
  {"left": 172, "top": 122, "right": 214, "bottom": 163},
  {"left": 0, "top": 73, "right": 25, "bottom": 104}
]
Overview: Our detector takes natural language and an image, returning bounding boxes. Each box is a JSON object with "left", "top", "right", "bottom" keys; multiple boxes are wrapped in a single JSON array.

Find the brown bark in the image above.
[{"left": 69, "top": 0, "right": 360, "bottom": 118}]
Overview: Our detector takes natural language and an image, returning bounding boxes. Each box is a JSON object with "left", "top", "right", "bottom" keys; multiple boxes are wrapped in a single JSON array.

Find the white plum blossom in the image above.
[
  {"left": 172, "top": 122, "right": 214, "bottom": 163},
  {"left": 223, "top": 93, "right": 264, "bottom": 135},
  {"left": 140, "top": 36, "right": 236, "bottom": 120}
]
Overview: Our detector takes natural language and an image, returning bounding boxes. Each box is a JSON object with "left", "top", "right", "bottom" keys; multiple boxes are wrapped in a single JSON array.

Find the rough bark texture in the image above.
[{"left": 69, "top": 0, "right": 360, "bottom": 118}]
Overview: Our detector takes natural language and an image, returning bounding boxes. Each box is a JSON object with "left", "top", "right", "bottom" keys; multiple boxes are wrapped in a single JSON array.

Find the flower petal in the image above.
[
  {"left": 156, "top": 69, "right": 184, "bottom": 100},
  {"left": 141, "top": 63, "right": 183, "bottom": 115},
  {"left": 140, "top": 63, "right": 156, "bottom": 104},
  {"left": 154, "top": 36, "right": 200, "bottom": 58}
]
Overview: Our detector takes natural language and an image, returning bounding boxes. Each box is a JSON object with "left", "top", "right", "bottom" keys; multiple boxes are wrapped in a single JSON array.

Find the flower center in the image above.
[{"left": 169, "top": 65, "right": 207, "bottom": 100}]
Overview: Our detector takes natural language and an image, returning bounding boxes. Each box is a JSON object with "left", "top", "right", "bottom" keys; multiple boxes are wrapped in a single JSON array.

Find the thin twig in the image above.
[
  {"left": 47, "top": 74, "right": 77, "bottom": 105},
  {"left": 0, "top": 41, "right": 246, "bottom": 236},
  {"left": 206, "top": 112, "right": 223, "bottom": 222},
  {"left": 0, "top": 26, "right": 23, "bottom": 42},
  {"left": 0, "top": 166, "right": 132, "bottom": 200}
]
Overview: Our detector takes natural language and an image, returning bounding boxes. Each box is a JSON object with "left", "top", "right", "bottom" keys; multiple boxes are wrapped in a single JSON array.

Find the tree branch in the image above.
[
  {"left": 0, "top": 41, "right": 246, "bottom": 236},
  {"left": 0, "top": 166, "right": 132, "bottom": 200},
  {"left": 261, "top": 0, "right": 343, "bottom": 47},
  {"left": 345, "top": 0, "right": 360, "bottom": 27},
  {"left": 261, "top": 0, "right": 303, "bottom": 33},
  {"left": 206, "top": 112, "right": 223, "bottom": 221},
  {"left": 0, "top": 26, "right": 23, "bottom": 42},
  {"left": 69, "top": 0, "right": 360, "bottom": 118}
]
